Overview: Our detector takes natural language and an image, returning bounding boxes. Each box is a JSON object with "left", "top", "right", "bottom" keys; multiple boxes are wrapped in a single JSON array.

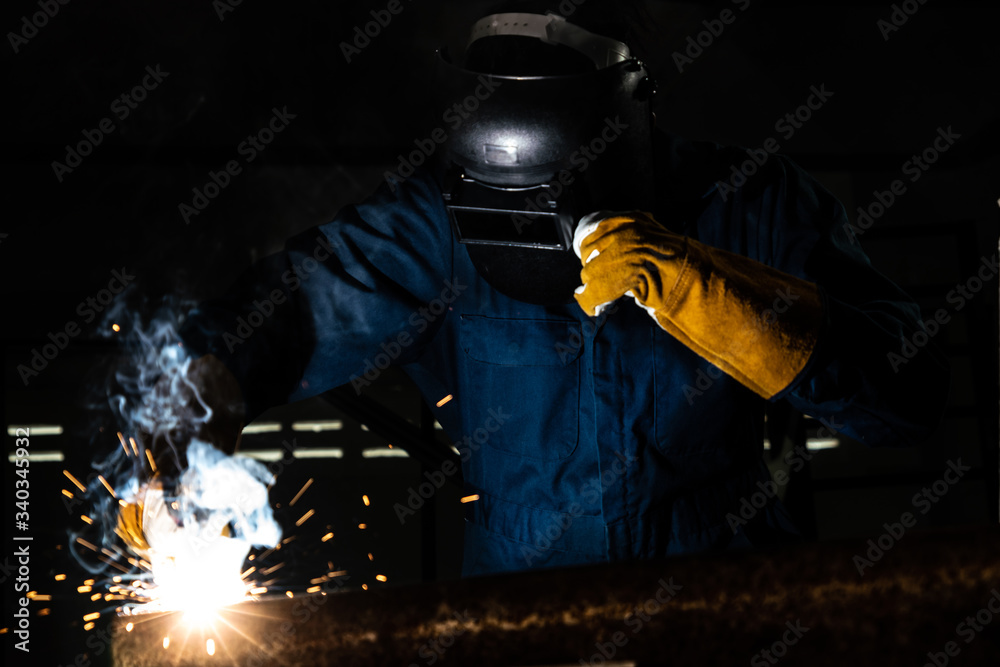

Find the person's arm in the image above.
[
  {"left": 756, "top": 156, "right": 950, "bottom": 447},
  {"left": 179, "top": 166, "right": 454, "bottom": 424},
  {"left": 574, "top": 152, "right": 948, "bottom": 448}
]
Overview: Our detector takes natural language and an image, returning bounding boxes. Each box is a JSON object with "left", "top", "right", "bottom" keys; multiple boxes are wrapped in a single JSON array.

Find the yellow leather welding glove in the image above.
[{"left": 574, "top": 211, "right": 822, "bottom": 399}]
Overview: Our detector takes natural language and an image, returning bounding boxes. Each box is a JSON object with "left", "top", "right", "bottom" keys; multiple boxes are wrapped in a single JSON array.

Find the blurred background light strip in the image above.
[
  {"left": 762, "top": 437, "right": 841, "bottom": 452},
  {"left": 291, "top": 420, "right": 343, "bottom": 432},
  {"left": 7, "top": 425, "right": 63, "bottom": 436},
  {"left": 294, "top": 448, "right": 344, "bottom": 459},
  {"left": 362, "top": 447, "right": 410, "bottom": 458},
  {"left": 806, "top": 438, "right": 840, "bottom": 450},
  {"left": 7, "top": 451, "right": 65, "bottom": 462},
  {"left": 242, "top": 422, "right": 283, "bottom": 435},
  {"left": 240, "top": 450, "right": 285, "bottom": 462},
  {"left": 240, "top": 448, "right": 346, "bottom": 461}
]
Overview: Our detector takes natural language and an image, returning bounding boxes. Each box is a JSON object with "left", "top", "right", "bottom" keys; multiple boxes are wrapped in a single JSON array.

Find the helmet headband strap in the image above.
[{"left": 467, "top": 11, "right": 631, "bottom": 69}]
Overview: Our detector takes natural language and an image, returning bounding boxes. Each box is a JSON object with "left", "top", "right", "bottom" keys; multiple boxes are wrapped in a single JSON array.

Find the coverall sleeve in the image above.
[
  {"left": 180, "top": 168, "right": 453, "bottom": 420},
  {"left": 755, "top": 156, "right": 950, "bottom": 447}
]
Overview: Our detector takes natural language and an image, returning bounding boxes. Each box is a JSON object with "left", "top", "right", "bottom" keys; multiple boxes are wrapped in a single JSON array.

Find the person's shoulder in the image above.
[{"left": 654, "top": 128, "right": 806, "bottom": 204}]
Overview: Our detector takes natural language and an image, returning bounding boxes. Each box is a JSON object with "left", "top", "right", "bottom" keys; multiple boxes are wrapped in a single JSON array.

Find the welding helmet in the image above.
[{"left": 436, "top": 10, "right": 656, "bottom": 305}]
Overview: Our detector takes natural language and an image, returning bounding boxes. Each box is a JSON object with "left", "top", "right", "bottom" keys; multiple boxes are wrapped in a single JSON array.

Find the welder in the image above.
[{"left": 147, "top": 4, "right": 948, "bottom": 577}]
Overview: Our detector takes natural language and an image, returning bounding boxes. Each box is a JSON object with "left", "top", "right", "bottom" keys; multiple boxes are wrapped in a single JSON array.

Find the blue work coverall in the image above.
[{"left": 182, "top": 130, "right": 949, "bottom": 577}]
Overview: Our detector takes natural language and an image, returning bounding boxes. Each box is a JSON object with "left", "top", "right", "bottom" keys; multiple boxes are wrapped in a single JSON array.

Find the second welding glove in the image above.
[{"left": 573, "top": 211, "right": 823, "bottom": 399}]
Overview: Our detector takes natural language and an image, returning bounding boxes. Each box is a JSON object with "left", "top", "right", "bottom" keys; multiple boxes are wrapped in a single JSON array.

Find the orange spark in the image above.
[
  {"left": 63, "top": 470, "right": 86, "bottom": 492},
  {"left": 144, "top": 448, "right": 157, "bottom": 473},
  {"left": 97, "top": 475, "right": 116, "bottom": 498},
  {"left": 289, "top": 478, "right": 313, "bottom": 507},
  {"left": 436, "top": 394, "right": 453, "bottom": 407},
  {"left": 117, "top": 432, "right": 129, "bottom": 455},
  {"left": 76, "top": 538, "right": 98, "bottom": 552}
]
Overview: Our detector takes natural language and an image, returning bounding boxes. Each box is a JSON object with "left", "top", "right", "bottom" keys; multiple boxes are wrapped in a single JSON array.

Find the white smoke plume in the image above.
[{"left": 72, "top": 297, "right": 281, "bottom": 610}]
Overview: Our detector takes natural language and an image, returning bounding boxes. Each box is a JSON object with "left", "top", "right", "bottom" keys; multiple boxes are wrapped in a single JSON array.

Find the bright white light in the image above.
[
  {"left": 294, "top": 448, "right": 344, "bottom": 459},
  {"left": 128, "top": 441, "right": 281, "bottom": 623},
  {"left": 291, "top": 420, "right": 343, "bottom": 432},
  {"left": 240, "top": 448, "right": 344, "bottom": 461},
  {"left": 806, "top": 437, "right": 840, "bottom": 450},
  {"left": 241, "top": 422, "right": 283, "bottom": 435},
  {"left": 7, "top": 425, "right": 63, "bottom": 436},
  {"left": 7, "top": 450, "right": 64, "bottom": 463},
  {"left": 762, "top": 438, "right": 840, "bottom": 451},
  {"left": 240, "top": 450, "right": 285, "bottom": 462},
  {"left": 362, "top": 447, "right": 409, "bottom": 458},
  {"left": 136, "top": 487, "right": 252, "bottom": 626}
]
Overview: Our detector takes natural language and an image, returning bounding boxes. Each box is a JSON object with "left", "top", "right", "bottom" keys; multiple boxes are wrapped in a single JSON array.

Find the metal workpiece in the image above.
[{"left": 112, "top": 525, "right": 1000, "bottom": 666}]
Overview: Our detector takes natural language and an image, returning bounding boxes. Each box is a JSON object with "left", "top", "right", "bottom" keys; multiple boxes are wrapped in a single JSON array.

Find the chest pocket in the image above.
[{"left": 460, "top": 314, "right": 583, "bottom": 461}]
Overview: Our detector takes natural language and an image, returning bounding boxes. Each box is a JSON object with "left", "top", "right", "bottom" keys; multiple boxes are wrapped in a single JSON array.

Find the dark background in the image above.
[{"left": 2, "top": 1, "right": 998, "bottom": 665}]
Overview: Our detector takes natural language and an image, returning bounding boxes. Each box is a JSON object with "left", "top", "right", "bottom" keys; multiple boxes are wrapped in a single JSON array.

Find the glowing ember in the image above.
[
  {"left": 206, "top": 638, "right": 216, "bottom": 656},
  {"left": 163, "top": 636, "right": 170, "bottom": 649}
]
